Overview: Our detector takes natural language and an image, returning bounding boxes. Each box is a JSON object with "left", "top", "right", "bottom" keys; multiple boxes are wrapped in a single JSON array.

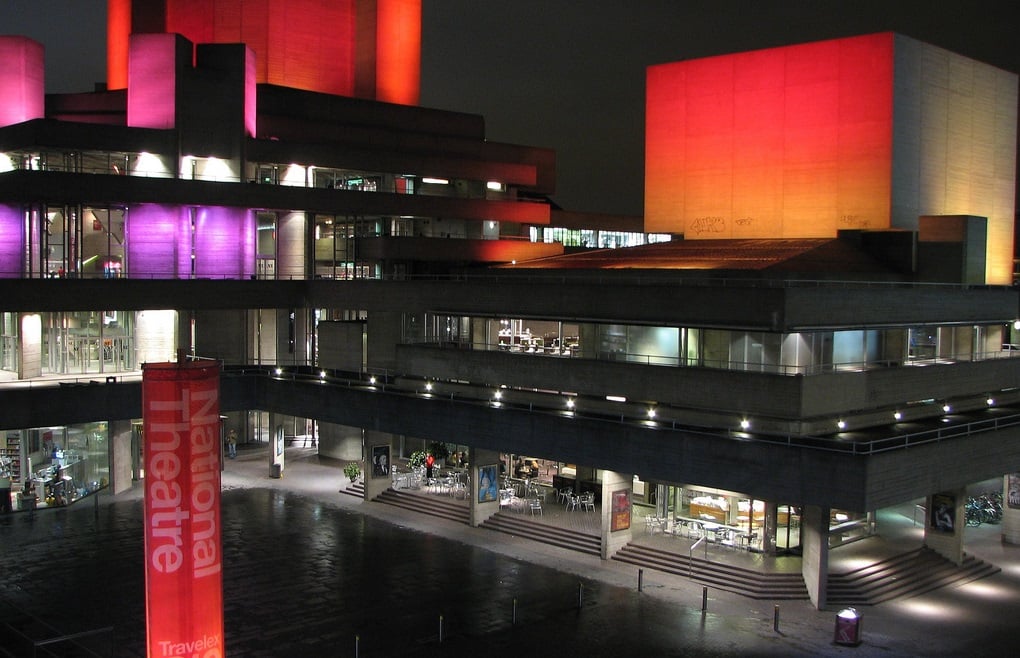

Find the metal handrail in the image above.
[{"left": 689, "top": 536, "right": 707, "bottom": 576}]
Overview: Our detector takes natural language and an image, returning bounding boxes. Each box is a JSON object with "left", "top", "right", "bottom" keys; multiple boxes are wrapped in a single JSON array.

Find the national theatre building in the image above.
[{"left": 1, "top": 2, "right": 1018, "bottom": 609}]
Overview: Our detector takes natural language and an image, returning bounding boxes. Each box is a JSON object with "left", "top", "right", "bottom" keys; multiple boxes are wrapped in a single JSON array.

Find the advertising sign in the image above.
[
  {"left": 142, "top": 361, "right": 223, "bottom": 658},
  {"left": 611, "top": 488, "right": 632, "bottom": 532}
]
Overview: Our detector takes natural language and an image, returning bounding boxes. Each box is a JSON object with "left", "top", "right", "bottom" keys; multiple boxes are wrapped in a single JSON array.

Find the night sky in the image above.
[{"left": 3, "top": 0, "right": 1017, "bottom": 216}]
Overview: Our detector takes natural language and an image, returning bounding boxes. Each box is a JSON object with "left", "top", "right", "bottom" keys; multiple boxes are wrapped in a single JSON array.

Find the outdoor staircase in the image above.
[
  {"left": 611, "top": 542, "right": 810, "bottom": 600},
  {"left": 339, "top": 480, "right": 365, "bottom": 499},
  {"left": 480, "top": 511, "right": 602, "bottom": 556},
  {"left": 372, "top": 488, "right": 470, "bottom": 524},
  {"left": 826, "top": 547, "right": 1000, "bottom": 606}
]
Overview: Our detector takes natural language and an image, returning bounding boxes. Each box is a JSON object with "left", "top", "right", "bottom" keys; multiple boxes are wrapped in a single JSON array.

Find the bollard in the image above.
[
  {"left": 774, "top": 605, "right": 780, "bottom": 632},
  {"left": 578, "top": 582, "right": 584, "bottom": 609},
  {"left": 93, "top": 490, "right": 99, "bottom": 520},
  {"left": 512, "top": 597, "right": 517, "bottom": 625},
  {"left": 701, "top": 586, "right": 708, "bottom": 612},
  {"left": 354, "top": 635, "right": 359, "bottom": 658},
  {"left": 439, "top": 615, "right": 444, "bottom": 643},
  {"left": 638, "top": 568, "right": 644, "bottom": 592}
]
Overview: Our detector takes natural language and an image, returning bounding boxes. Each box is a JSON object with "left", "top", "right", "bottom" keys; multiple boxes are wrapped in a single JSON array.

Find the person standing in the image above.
[{"left": 227, "top": 429, "right": 238, "bottom": 459}]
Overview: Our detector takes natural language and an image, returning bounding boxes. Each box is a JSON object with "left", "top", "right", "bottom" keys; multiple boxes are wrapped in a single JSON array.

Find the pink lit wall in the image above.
[
  {"left": 0, "top": 204, "right": 23, "bottom": 278},
  {"left": 0, "top": 36, "right": 45, "bottom": 127},
  {"left": 193, "top": 206, "right": 255, "bottom": 279},
  {"left": 127, "top": 34, "right": 183, "bottom": 129},
  {"left": 645, "top": 33, "right": 895, "bottom": 240}
]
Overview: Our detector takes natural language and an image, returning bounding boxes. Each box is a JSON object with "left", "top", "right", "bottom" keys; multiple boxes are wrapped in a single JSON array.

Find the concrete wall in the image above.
[
  {"left": 317, "top": 321, "right": 364, "bottom": 372},
  {"left": 600, "top": 470, "right": 633, "bottom": 560},
  {"left": 366, "top": 310, "right": 403, "bottom": 372},
  {"left": 800, "top": 505, "right": 829, "bottom": 609},
  {"left": 396, "top": 343, "right": 1020, "bottom": 427},
  {"left": 317, "top": 421, "right": 363, "bottom": 461},
  {"left": 1002, "top": 474, "right": 1020, "bottom": 545},
  {"left": 109, "top": 419, "right": 134, "bottom": 495},
  {"left": 194, "top": 308, "right": 248, "bottom": 363},
  {"left": 924, "top": 488, "right": 965, "bottom": 564},
  {"left": 362, "top": 431, "right": 392, "bottom": 501},
  {"left": 470, "top": 447, "right": 502, "bottom": 527}
]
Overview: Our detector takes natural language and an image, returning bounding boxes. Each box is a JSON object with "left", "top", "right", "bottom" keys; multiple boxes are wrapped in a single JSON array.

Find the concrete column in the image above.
[
  {"left": 269, "top": 413, "right": 285, "bottom": 476},
  {"left": 1002, "top": 474, "right": 1020, "bottom": 545},
  {"left": 800, "top": 504, "right": 829, "bottom": 610},
  {"left": 108, "top": 419, "right": 133, "bottom": 495},
  {"left": 317, "top": 422, "right": 364, "bottom": 461},
  {"left": 366, "top": 311, "right": 403, "bottom": 372},
  {"left": 18, "top": 313, "right": 42, "bottom": 379},
  {"left": 470, "top": 448, "right": 502, "bottom": 527},
  {"left": 924, "top": 488, "right": 966, "bottom": 564},
  {"left": 362, "top": 431, "right": 392, "bottom": 501},
  {"left": 600, "top": 471, "right": 633, "bottom": 560},
  {"left": 276, "top": 211, "right": 307, "bottom": 280},
  {"left": 762, "top": 501, "right": 778, "bottom": 555}
]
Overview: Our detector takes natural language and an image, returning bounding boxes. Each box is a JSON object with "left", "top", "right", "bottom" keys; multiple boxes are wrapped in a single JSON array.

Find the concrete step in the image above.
[
  {"left": 373, "top": 488, "right": 470, "bottom": 525},
  {"left": 612, "top": 543, "right": 809, "bottom": 600},
  {"left": 827, "top": 547, "right": 1001, "bottom": 606},
  {"left": 339, "top": 480, "right": 365, "bottom": 499},
  {"left": 480, "top": 512, "right": 602, "bottom": 556}
]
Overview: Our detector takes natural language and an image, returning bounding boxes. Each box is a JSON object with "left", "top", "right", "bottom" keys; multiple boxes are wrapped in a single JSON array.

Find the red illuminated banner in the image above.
[{"left": 142, "top": 361, "right": 223, "bottom": 658}]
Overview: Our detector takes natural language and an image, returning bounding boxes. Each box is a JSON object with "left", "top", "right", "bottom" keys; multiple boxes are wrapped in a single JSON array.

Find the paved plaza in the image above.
[{"left": 2, "top": 444, "right": 1020, "bottom": 656}]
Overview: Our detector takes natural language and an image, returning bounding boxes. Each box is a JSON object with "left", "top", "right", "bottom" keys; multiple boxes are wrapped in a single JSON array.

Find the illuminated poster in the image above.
[
  {"left": 611, "top": 488, "right": 631, "bottom": 532},
  {"left": 930, "top": 492, "right": 955, "bottom": 534},
  {"left": 1008, "top": 474, "right": 1020, "bottom": 510},
  {"left": 142, "top": 361, "right": 223, "bottom": 658}
]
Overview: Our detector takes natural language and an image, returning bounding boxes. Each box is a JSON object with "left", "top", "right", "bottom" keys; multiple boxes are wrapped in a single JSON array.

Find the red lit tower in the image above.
[{"left": 107, "top": 0, "right": 421, "bottom": 105}]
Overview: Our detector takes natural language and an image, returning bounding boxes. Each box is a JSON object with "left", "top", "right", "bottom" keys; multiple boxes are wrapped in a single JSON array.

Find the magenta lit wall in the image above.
[
  {"left": 127, "top": 33, "right": 180, "bottom": 129},
  {"left": 125, "top": 204, "right": 189, "bottom": 278},
  {"left": 0, "top": 204, "right": 24, "bottom": 278},
  {"left": 0, "top": 37, "right": 45, "bottom": 127},
  {"left": 193, "top": 206, "right": 254, "bottom": 279},
  {"left": 244, "top": 46, "right": 256, "bottom": 137}
]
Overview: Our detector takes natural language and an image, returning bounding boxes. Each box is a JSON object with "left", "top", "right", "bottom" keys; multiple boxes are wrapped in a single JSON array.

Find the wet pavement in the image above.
[{"left": 2, "top": 445, "right": 1020, "bottom": 656}]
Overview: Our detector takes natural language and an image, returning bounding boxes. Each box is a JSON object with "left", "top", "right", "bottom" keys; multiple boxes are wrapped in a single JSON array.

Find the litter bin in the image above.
[
  {"left": 834, "top": 607, "right": 862, "bottom": 646},
  {"left": 270, "top": 463, "right": 282, "bottom": 479}
]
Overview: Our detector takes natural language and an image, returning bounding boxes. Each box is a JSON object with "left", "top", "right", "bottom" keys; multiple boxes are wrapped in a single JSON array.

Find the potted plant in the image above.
[
  {"left": 408, "top": 449, "right": 428, "bottom": 470},
  {"left": 428, "top": 441, "right": 450, "bottom": 466},
  {"left": 343, "top": 461, "right": 362, "bottom": 484}
]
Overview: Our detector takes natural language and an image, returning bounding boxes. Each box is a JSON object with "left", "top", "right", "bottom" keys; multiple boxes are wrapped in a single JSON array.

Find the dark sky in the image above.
[{"left": 4, "top": 1, "right": 1017, "bottom": 216}]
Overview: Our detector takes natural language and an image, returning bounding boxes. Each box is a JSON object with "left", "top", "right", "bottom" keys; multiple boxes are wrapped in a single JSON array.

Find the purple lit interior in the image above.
[
  {"left": 0, "top": 37, "right": 45, "bottom": 127},
  {"left": 0, "top": 204, "right": 24, "bottom": 278}
]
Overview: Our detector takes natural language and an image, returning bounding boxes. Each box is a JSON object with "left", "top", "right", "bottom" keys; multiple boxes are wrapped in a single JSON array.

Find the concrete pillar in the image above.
[
  {"left": 600, "top": 471, "right": 633, "bottom": 560},
  {"left": 470, "top": 447, "right": 502, "bottom": 527},
  {"left": 800, "top": 504, "right": 829, "bottom": 610},
  {"left": 366, "top": 311, "right": 403, "bottom": 372},
  {"left": 18, "top": 313, "right": 42, "bottom": 379},
  {"left": 362, "top": 431, "right": 392, "bottom": 501},
  {"left": 269, "top": 413, "right": 285, "bottom": 476},
  {"left": 276, "top": 211, "right": 307, "bottom": 280},
  {"left": 924, "top": 488, "right": 966, "bottom": 564},
  {"left": 108, "top": 419, "right": 133, "bottom": 495},
  {"left": 1003, "top": 474, "right": 1020, "bottom": 545},
  {"left": 317, "top": 422, "right": 364, "bottom": 461},
  {"left": 762, "top": 501, "right": 778, "bottom": 555}
]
